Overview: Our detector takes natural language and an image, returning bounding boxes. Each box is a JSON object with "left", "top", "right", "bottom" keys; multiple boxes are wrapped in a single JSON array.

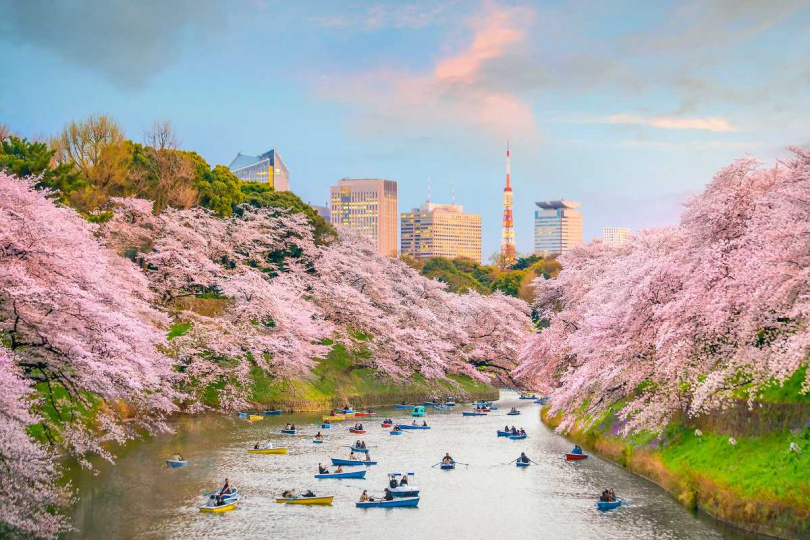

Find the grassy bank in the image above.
[
  {"left": 542, "top": 401, "right": 810, "bottom": 539},
  {"left": 199, "top": 342, "right": 498, "bottom": 411}
]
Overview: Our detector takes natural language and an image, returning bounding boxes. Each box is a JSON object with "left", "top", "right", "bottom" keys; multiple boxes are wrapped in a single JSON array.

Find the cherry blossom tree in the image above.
[{"left": 515, "top": 149, "right": 810, "bottom": 434}]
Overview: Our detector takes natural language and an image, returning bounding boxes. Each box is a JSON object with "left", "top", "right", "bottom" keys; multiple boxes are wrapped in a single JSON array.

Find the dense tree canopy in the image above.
[{"left": 515, "top": 149, "right": 810, "bottom": 434}]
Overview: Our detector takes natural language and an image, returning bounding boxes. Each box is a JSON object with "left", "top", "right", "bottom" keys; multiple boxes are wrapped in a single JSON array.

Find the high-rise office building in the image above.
[
  {"left": 330, "top": 179, "right": 398, "bottom": 257},
  {"left": 228, "top": 149, "right": 289, "bottom": 191},
  {"left": 401, "top": 202, "right": 482, "bottom": 263},
  {"left": 534, "top": 199, "right": 583, "bottom": 256},
  {"left": 603, "top": 227, "right": 632, "bottom": 247}
]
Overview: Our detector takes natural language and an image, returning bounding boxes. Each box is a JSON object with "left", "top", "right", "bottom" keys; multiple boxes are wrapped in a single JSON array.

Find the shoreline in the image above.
[{"left": 540, "top": 407, "right": 808, "bottom": 540}]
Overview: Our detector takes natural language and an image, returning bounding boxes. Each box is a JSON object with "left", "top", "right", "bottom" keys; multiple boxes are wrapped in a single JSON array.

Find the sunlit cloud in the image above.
[
  {"left": 316, "top": 1, "right": 539, "bottom": 141},
  {"left": 562, "top": 114, "right": 736, "bottom": 132}
]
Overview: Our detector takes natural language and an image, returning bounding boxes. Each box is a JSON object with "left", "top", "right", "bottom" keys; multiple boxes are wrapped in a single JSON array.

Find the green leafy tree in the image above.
[
  {"left": 0, "top": 136, "right": 85, "bottom": 204},
  {"left": 490, "top": 270, "right": 525, "bottom": 297}
]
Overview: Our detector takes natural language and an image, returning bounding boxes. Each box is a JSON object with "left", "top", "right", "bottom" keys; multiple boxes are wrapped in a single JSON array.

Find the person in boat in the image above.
[
  {"left": 600, "top": 490, "right": 610, "bottom": 502},
  {"left": 219, "top": 478, "right": 232, "bottom": 496},
  {"left": 572, "top": 445, "right": 583, "bottom": 455},
  {"left": 324, "top": 418, "right": 331, "bottom": 425},
  {"left": 318, "top": 463, "right": 329, "bottom": 474},
  {"left": 518, "top": 453, "right": 530, "bottom": 464},
  {"left": 393, "top": 425, "right": 402, "bottom": 432},
  {"left": 399, "top": 475, "right": 408, "bottom": 486},
  {"left": 608, "top": 488, "right": 616, "bottom": 501},
  {"left": 359, "top": 490, "right": 370, "bottom": 502},
  {"left": 284, "top": 423, "right": 291, "bottom": 429},
  {"left": 519, "top": 428, "right": 526, "bottom": 436},
  {"left": 281, "top": 489, "right": 295, "bottom": 498},
  {"left": 172, "top": 453, "right": 184, "bottom": 461},
  {"left": 303, "top": 490, "right": 315, "bottom": 498},
  {"left": 291, "top": 423, "right": 296, "bottom": 430},
  {"left": 336, "top": 465, "right": 344, "bottom": 473},
  {"left": 330, "top": 409, "right": 336, "bottom": 416},
  {"left": 253, "top": 442, "right": 261, "bottom": 450},
  {"left": 383, "top": 488, "right": 394, "bottom": 501},
  {"left": 504, "top": 425, "right": 510, "bottom": 432},
  {"left": 315, "top": 432, "right": 323, "bottom": 441},
  {"left": 364, "top": 452, "right": 372, "bottom": 462},
  {"left": 442, "top": 453, "right": 453, "bottom": 465},
  {"left": 422, "top": 420, "right": 428, "bottom": 427},
  {"left": 358, "top": 423, "right": 363, "bottom": 430},
  {"left": 511, "top": 407, "right": 518, "bottom": 413},
  {"left": 349, "top": 451, "right": 358, "bottom": 460},
  {"left": 389, "top": 476, "right": 398, "bottom": 488}
]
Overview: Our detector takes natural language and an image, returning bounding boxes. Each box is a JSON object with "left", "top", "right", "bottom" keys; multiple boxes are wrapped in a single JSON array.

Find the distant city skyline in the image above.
[{"left": 2, "top": 1, "right": 807, "bottom": 256}]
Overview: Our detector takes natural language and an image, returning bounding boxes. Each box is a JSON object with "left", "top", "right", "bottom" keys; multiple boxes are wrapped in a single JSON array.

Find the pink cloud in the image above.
[
  {"left": 578, "top": 113, "right": 737, "bottom": 132},
  {"left": 318, "top": 1, "right": 538, "bottom": 141}
]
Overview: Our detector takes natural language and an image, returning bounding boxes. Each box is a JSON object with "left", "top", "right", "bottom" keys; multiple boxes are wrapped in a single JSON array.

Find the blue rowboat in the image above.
[
  {"left": 509, "top": 434, "right": 527, "bottom": 440},
  {"left": 433, "top": 405, "right": 450, "bottom": 411},
  {"left": 497, "top": 430, "right": 512, "bottom": 437},
  {"left": 320, "top": 423, "right": 332, "bottom": 429},
  {"left": 519, "top": 394, "right": 536, "bottom": 400},
  {"left": 203, "top": 487, "right": 239, "bottom": 502},
  {"left": 507, "top": 411, "right": 520, "bottom": 416},
  {"left": 238, "top": 412, "right": 248, "bottom": 418},
  {"left": 394, "top": 404, "right": 412, "bottom": 409},
  {"left": 398, "top": 424, "right": 429, "bottom": 430},
  {"left": 342, "top": 409, "right": 356, "bottom": 415},
  {"left": 516, "top": 461, "right": 530, "bottom": 468},
  {"left": 313, "top": 439, "right": 324, "bottom": 444},
  {"left": 280, "top": 429, "right": 298, "bottom": 435},
  {"left": 440, "top": 462, "right": 455, "bottom": 470},
  {"left": 166, "top": 459, "right": 188, "bottom": 468},
  {"left": 315, "top": 470, "right": 367, "bottom": 479},
  {"left": 462, "top": 411, "right": 486, "bottom": 417},
  {"left": 596, "top": 499, "right": 623, "bottom": 511},
  {"left": 390, "top": 430, "right": 403, "bottom": 435},
  {"left": 356, "top": 496, "right": 420, "bottom": 508},
  {"left": 331, "top": 458, "right": 377, "bottom": 466},
  {"left": 490, "top": 407, "right": 499, "bottom": 411},
  {"left": 423, "top": 401, "right": 438, "bottom": 406},
  {"left": 350, "top": 446, "right": 369, "bottom": 453},
  {"left": 263, "top": 410, "right": 282, "bottom": 415},
  {"left": 445, "top": 401, "right": 456, "bottom": 406}
]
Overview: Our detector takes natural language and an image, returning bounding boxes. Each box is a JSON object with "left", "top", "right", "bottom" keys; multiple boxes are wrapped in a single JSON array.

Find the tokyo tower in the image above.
[{"left": 501, "top": 141, "right": 516, "bottom": 265}]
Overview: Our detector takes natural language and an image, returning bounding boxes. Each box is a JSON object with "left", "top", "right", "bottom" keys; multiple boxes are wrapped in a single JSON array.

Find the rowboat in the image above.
[
  {"left": 356, "top": 496, "right": 420, "bottom": 508},
  {"left": 202, "top": 488, "right": 239, "bottom": 504},
  {"left": 509, "top": 434, "right": 527, "bottom": 440},
  {"left": 519, "top": 394, "right": 537, "bottom": 400},
  {"left": 507, "top": 411, "right": 520, "bottom": 416},
  {"left": 390, "top": 430, "right": 403, "bottom": 435},
  {"left": 596, "top": 499, "right": 623, "bottom": 511},
  {"left": 263, "top": 410, "right": 282, "bottom": 415},
  {"left": 381, "top": 423, "right": 393, "bottom": 428},
  {"left": 248, "top": 415, "right": 264, "bottom": 421},
  {"left": 331, "top": 457, "right": 377, "bottom": 466},
  {"left": 440, "top": 462, "right": 455, "bottom": 470},
  {"left": 320, "top": 423, "right": 332, "bottom": 429},
  {"left": 348, "top": 428, "right": 366, "bottom": 434},
  {"left": 398, "top": 424, "right": 429, "bottom": 430},
  {"left": 411, "top": 406, "right": 426, "bottom": 417},
  {"left": 354, "top": 412, "right": 378, "bottom": 417},
  {"left": 462, "top": 411, "right": 486, "bottom": 417},
  {"left": 477, "top": 408, "right": 492, "bottom": 413},
  {"left": 313, "top": 439, "right": 324, "bottom": 444},
  {"left": 315, "top": 470, "right": 366, "bottom": 479},
  {"left": 394, "top": 404, "right": 412, "bottom": 409},
  {"left": 166, "top": 459, "right": 188, "bottom": 468},
  {"left": 445, "top": 401, "right": 456, "bottom": 406},
  {"left": 275, "top": 496, "right": 334, "bottom": 505},
  {"left": 434, "top": 405, "right": 450, "bottom": 411},
  {"left": 199, "top": 501, "right": 237, "bottom": 513},
  {"left": 350, "top": 446, "right": 369, "bottom": 453},
  {"left": 496, "top": 430, "right": 513, "bottom": 437},
  {"left": 423, "top": 401, "right": 438, "bottom": 406},
  {"left": 516, "top": 461, "right": 530, "bottom": 468},
  {"left": 565, "top": 453, "right": 589, "bottom": 461},
  {"left": 388, "top": 473, "right": 419, "bottom": 497},
  {"left": 280, "top": 429, "right": 298, "bottom": 435},
  {"left": 238, "top": 412, "right": 248, "bottom": 418},
  {"left": 247, "top": 447, "right": 287, "bottom": 454},
  {"left": 323, "top": 415, "right": 345, "bottom": 421}
]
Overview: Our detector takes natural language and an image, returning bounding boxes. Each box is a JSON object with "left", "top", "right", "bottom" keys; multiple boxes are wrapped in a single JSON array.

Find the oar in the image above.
[
  {"left": 455, "top": 461, "right": 470, "bottom": 466},
  {"left": 430, "top": 462, "right": 442, "bottom": 468},
  {"left": 284, "top": 495, "right": 302, "bottom": 505},
  {"left": 529, "top": 459, "right": 540, "bottom": 465},
  {"left": 506, "top": 458, "right": 519, "bottom": 465}
]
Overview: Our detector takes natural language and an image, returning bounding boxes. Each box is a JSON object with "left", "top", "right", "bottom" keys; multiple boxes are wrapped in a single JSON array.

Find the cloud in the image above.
[
  {"left": 564, "top": 114, "right": 736, "bottom": 132},
  {"left": 0, "top": 0, "right": 225, "bottom": 89},
  {"left": 312, "top": 2, "right": 453, "bottom": 31},
  {"left": 318, "top": 1, "right": 539, "bottom": 141}
]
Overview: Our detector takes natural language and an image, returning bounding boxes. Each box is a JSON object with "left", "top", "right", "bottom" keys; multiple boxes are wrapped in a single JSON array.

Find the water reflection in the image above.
[{"left": 69, "top": 391, "right": 759, "bottom": 539}]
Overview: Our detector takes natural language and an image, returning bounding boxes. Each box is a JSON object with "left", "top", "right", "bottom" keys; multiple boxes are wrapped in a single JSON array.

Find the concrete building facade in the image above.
[
  {"left": 330, "top": 179, "right": 398, "bottom": 257},
  {"left": 534, "top": 199, "right": 583, "bottom": 256},
  {"left": 401, "top": 202, "right": 482, "bottom": 263},
  {"left": 603, "top": 227, "right": 632, "bottom": 247}
]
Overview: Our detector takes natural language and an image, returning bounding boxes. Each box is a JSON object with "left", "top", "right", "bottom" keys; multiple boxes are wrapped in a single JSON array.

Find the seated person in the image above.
[
  {"left": 173, "top": 453, "right": 184, "bottom": 461},
  {"left": 389, "top": 477, "right": 398, "bottom": 489},
  {"left": 364, "top": 452, "right": 372, "bottom": 462},
  {"left": 219, "top": 478, "right": 232, "bottom": 495},
  {"left": 253, "top": 442, "right": 261, "bottom": 450},
  {"left": 519, "top": 453, "right": 529, "bottom": 464},
  {"left": 359, "top": 490, "right": 370, "bottom": 502},
  {"left": 324, "top": 419, "right": 331, "bottom": 425},
  {"left": 281, "top": 489, "right": 295, "bottom": 498},
  {"left": 303, "top": 490, "right": 315, "bottom": 498},
  {"left": 336, "top": 465, "right": 344, "bottom": 473},
  {"left": 399, "top": 475, "right": 408, "bottom": 486},
  {"left": 349, "top": 451, "right": 357, "bottom": 460},
  {"left": 412, "top": 420, "right": 418, "bottom": 425},
  {"left": 383, "top": 488, "right": 394, "bottom": 501},
  {"left": 442, "top": 453, "right": 453, "bottom": 464},
  {"left": 290, "top": 424, "right": 296, "bottom": 430},
  {"left": 318, "top": 463, "right": 329, "bottom": 474},
  {"left": 572, "top": 445, "right": 583, "bottom": 455},
  {"left": 422, "top": 421, "right": 428, "bottom": 427}
]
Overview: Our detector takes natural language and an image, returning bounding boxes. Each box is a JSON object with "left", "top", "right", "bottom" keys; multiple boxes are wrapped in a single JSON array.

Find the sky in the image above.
[{"left": 1, "top": 0, "right": 809, "bottom": 258}]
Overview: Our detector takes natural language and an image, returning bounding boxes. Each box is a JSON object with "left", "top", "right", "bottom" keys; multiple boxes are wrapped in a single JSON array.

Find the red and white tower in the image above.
[{"left": 501, "top": 141, "right": 516, "bottom": 265}]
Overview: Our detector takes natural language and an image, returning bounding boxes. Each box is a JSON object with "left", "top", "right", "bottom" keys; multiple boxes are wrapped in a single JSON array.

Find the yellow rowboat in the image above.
[
  {"left": 247, "top": 447, "right": 287, "bottom": 454},
  {"left": 275, "top": 496, "right": 334, "bottom": 505},
  {"left": 199, "top": 502, "right": 237, "bottom": 513},
  {"left": 248, "top": 415, "right": 264, "bottom": 421},
  {"left": 322, "top": 415, "right": 345, "bottom": 421}
]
